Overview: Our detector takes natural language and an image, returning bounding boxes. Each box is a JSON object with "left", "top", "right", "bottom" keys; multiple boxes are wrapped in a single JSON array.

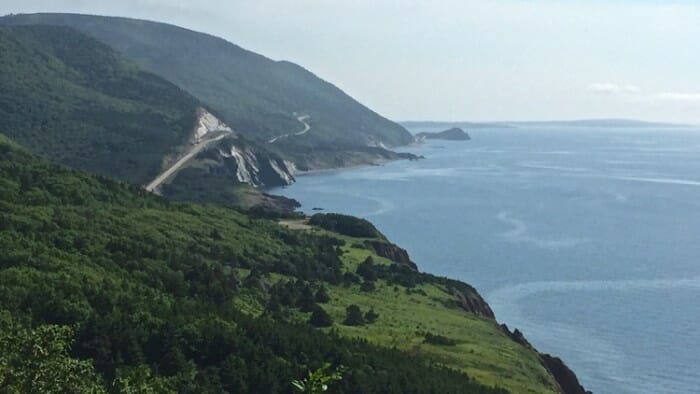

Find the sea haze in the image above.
[{"left": 272, "top": 126, "right": 700, "bottom": 394}]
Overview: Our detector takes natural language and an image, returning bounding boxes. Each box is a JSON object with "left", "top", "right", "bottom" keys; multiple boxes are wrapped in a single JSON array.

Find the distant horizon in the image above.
[
  {"left": 399, "top": 118, "right": 699, "bottom": 126},
  {"left": 1, "top": 2, "right": 699, "bottom": 123}
]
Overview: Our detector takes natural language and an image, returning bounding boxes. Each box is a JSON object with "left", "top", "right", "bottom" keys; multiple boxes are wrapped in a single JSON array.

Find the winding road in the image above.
[
  {"left": 145, "top": 132, "right": 229, "bottom": 193},
  {"left": 268, "top": 115, "right": 311, "bottom": 143}
]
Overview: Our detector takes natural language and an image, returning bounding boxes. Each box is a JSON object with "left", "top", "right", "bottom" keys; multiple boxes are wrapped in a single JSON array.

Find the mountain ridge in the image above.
[
  {"left": 0, "top": 12, "right": 416, "bottom": 170},
  {"left": 0, "top": 23, "right": 296, "bottom": 208}
]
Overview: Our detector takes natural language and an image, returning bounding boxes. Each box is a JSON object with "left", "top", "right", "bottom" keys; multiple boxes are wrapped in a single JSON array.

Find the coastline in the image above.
[{"left": 270, "top": 144, "right": 589, "bottom": 394}]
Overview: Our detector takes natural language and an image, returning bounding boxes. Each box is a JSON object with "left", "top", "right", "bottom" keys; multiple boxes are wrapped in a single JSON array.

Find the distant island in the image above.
[{"left": 416, "top": 127, "right": 471, "bottom": 141}]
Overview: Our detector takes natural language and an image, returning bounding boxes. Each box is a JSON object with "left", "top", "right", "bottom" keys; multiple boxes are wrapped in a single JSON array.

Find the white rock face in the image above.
[
  {"left": 221, "top": 146, "right": 257, "bottom": 184},
  {"left": 193, "top": 108, "right": 233, "bottom": 141},
  {"left": 283, "top": 160, "right": 299, "bottom": 175},
  {"left": 269, "top": 159, "right": 295, "bottom": 184}
]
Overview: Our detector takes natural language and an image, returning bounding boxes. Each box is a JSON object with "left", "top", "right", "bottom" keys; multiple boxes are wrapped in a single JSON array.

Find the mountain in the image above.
[
  {"left": 1, "top": 13, "right": 415, "bottom": 170},
  {"left": 0, "top": 133, "right": 587, "bottom": 393},
  {"left": 0, "top": 24, "right": 296, "bottom": 207}
]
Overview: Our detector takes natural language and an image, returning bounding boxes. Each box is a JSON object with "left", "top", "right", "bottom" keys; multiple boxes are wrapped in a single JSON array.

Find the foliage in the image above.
[
  {"left": 0, "top": 136, "right": 510, "bottom": 393},
  {"left": 292, "top": 363, "right": 345, "bottom": 394},
  {"left": 309, "top": 306, "right": 334, "bottom": 328},
  {"left": 0, "top": 25, "right": 199, "bottom": 184},
  {"left": 364, "top": 308, "right": 379, "bottom": 324},
  {"left": 423, "top": 332, "right": 458, "bottom": 346},
  {"left": 314, "top": 286, "right": 330, "bottom": 303},
  {"left": 310, "top": 213, "right": 384, "bottom": 239},
  {"left": 0, "top": 313, "right": 106, "bottom": 393},
  {"left": 343, "top": 305, "right": 365, "bottom": 326}
]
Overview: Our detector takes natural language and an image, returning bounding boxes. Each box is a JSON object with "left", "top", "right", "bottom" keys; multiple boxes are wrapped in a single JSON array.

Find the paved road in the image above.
[
  {"left": 145, "top": 132, "right": 228, "bottom": 193},
  {"left": 268, "top": 115, "right": 311, "bottom": 143}
]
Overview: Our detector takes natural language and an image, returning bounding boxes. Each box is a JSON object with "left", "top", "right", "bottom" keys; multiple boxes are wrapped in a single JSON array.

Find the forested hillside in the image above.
[
  {"left": 0, "top": 24, "right": 199, "bottom": 184},
  {"left": 0, "top": 24, "right": 296, "bottom": 207},
  {"left": 0, "top": 134, "right": 566, "bottom": 393},
  {"left": 1, "top": 13, "right": 415, "bottom": 169}
]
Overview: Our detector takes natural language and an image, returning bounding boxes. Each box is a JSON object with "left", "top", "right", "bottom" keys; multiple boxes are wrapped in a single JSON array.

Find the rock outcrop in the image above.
[
  {"left": 501, "top": 324, "right": 590, "bottom": 394},
  {"left": 541, "top": 354, "right": 591, "bottom": 394},
  {"left": 201, "top": 139, "right": 296, "bottom": 188},
  {"left": 452, "top": 288, "right": 495, "bottom": 318},
  {"left": 365, "top": 241, "right": 418, "bottom": 270}
]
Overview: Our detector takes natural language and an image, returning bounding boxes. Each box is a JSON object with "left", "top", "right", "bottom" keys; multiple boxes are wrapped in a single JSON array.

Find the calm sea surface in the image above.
[{"left": 272, "top": 126, "right": 700, "bottom": 393}]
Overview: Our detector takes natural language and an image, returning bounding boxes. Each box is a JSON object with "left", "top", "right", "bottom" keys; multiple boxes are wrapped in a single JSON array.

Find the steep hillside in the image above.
[
  {"left": 0, "top": 24, "right": 295, "bottom": 204},
  {"left": 1, "top": 13, "right": 415, "bottom": 169},
  {"left": 0, "top": 133, "right": 586, "bottom": 393}
]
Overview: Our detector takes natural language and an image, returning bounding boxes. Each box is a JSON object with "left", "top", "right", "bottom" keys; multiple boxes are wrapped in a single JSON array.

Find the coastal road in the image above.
[
  {"left": 145, "top": 132, "right": 229, "bottom": 193},
  {"left": 268, "top": 115, "right": 311, "bottom": 143}
]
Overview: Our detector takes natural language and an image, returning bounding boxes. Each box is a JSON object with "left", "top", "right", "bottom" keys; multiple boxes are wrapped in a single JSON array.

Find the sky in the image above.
[{"left": 2, "top": 1, "right": 700, "bottom": 123}]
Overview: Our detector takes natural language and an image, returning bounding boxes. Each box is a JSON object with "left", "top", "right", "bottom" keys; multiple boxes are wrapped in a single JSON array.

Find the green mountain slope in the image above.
[
  {"left": 0, "top": 132, "right": 587, "bottom": 392},
  {"left": 0, "top": 24, "right": 199, "bottom": 184},
  {"left": 0, "top": 24, "right": 298, "bottom": 209},
  {"left": 1, "top": 13, "right": 415, "bottom": 169}
]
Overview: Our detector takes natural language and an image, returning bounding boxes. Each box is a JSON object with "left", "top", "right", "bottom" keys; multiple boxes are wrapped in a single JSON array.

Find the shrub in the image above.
[
  {"left": 360, "top": 281, "right": 376, "bottom": 293},
  {"left": 309, "top": 214, "right": 383, "bottom": 239},
  {"left": 314, "top": 286, "right": 330, "bottom": 303},
  {"left": 364, "top": 309, "right": 379, "bottom": 324},
  {"left": 423, "top": 332, "right": 457, "bottom": 346}
]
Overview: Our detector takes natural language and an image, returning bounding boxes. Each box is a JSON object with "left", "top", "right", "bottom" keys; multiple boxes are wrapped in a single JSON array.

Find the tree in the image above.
[
  {"left": 343, "top": 305, "right": 365, "bottom": 326},
  {"left": 364, "top": 308, "right": 379, "bottom": 324},
  {"left": 360, "top": 280, "right": 376, "bottom": 293},
  {"left": 309, "top": 306, "right": 333, "bottom": 327},
  {"left": 0, "top": 319, "right": 107, "bottom": 393},
  {"left": 314, "top": 286, "right": 330, "bottom": 303},
  {"left": 356, "top": 257, "right": 377, "bottom": 281},
  {"left": 298, "top": 284, "right": 316, "bottom": 312},
  {"left": 112, "top": 365, "right": 175, "bottom": 393}
]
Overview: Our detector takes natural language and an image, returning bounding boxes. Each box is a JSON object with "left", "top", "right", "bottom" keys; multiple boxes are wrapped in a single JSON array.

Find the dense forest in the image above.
[
  {"left": 0, "top": 24, "right": 199, "bottom": 184},
  {"left": 0, "top": 135, "right": 525, "bottom": 392},
  {"left": 0, "top": 24, "right": 295, "bottom": 207}
]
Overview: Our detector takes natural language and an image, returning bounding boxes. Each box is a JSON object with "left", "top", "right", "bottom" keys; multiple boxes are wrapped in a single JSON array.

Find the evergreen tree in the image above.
[
  {"left": 309, "top": 306, "right": 333, "bottom": 327},
  {"left": 343, "top": 305, "right": 365, "bottom": 326},
  {"left": 360, "top": 280, "right": 376, "bottom": 293},
  {"left": 364, "top": 308, "right": 379, "bottom": 324},
  {"left": 356, "top": 257, "right": 378, "bottom": 281},
  {"left": 298, "top": 284, "right": 316, "bottom": 312},
  {"left": 314, "top": 286, "right": 330, "bottom": 303}
]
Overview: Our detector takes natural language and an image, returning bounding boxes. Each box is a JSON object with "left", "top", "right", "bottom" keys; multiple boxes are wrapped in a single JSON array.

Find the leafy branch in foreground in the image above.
[{"left": 292, "top": 363, "right": 345, "bottom": 394}]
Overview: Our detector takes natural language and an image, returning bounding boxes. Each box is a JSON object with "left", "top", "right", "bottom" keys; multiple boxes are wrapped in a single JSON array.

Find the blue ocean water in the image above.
[{"left": 272, "top": 127, "right": 700, "bottom": 393}]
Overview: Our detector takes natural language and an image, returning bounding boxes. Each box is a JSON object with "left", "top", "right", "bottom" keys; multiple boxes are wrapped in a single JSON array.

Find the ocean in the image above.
[{"left": 272, "top": 126, "right": 700, "bottom": 393}]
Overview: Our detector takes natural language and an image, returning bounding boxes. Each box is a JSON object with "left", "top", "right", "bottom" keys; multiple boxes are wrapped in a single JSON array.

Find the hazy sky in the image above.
[{"left": 2, "top": 1, "right": 700, "bottom": 123}]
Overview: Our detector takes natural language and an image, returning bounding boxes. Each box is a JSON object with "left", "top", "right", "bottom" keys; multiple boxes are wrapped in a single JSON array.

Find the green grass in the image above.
[
  {"left": 265, "top": 225, "right": 559, "bottom": 393},
  {"left": 323, "top": 280, "right": 557, "bottom": 393}
]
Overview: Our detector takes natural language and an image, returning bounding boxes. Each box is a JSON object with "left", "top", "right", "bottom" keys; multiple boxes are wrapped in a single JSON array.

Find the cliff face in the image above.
[
  {"left": 452, "top": 287, "right": 495, "bottom": 318},
  {"left": 372, "top": 238, "right": 588, "bottom": 392},
  {"left": 215, "top": 141, "right": 296, "bottom": 187},
  {"left": 501, "top": 324, "right": 590, "bottom": 394},
  {"left": 365, "top": 241, "right": 418, "bottom": 270}
]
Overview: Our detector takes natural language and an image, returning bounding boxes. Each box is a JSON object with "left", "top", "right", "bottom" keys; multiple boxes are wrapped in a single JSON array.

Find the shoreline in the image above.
[{"left": 266, "top": 143, "right": 590, "bottom": 393}]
